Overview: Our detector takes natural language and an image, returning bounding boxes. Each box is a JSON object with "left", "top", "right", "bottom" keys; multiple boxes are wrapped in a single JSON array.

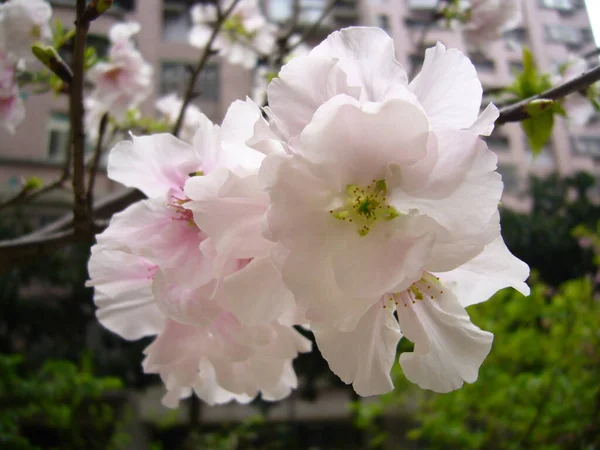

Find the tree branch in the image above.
[
  {"left": 70, "top": 0, "right": 91, "bottom": 238},
  {"left": 86, "top": 113, "right": 109, "bottom": 211},
  {"left": 172, "top": 0, "right": 243, "bottom": 137},
  {"left": 286, "top": 0, "right": 336, "bottom": 54},
  {"left": 497, "top": 64, "right": 600, "bottom": 124}
]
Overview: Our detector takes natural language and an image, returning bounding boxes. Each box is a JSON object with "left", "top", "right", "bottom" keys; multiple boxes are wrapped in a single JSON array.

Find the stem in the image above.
[
  {"left": 172, "top": 0, "right": 243, "bottom": 137},
  {"left": 86, "top": 113, "right": 109, "bottom": 211},
  {"left": 70, "top": 0, "right": 90, "bottom": 238},
  {"left": 497, "top": 64, "right": 600, "bottom": 124}
]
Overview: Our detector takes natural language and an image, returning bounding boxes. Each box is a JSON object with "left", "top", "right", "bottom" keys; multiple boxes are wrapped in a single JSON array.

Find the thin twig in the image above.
[
  {"left": 172, "top": 0, "right": 243, "bottom": 137},
  {"left": 0, "top": 178, "right": 69, "bottom": 211},
  {"left": 70, "top": 0, "right": 91, "bottom": 238},
  {"left": 286, "top": 0, "right": 336, "bottom": 54},
  {"left": 497, "top": 64, "right": 600, "bottom": 124},
  {"left": 86, "top": 113, "right": 109, "bottom": 211}
]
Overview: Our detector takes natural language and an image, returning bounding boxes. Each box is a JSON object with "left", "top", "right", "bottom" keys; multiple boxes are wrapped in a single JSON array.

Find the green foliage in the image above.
[
  {"left": 395, "top": 277, "right": 600, "bottom": 450},
  {"left": 22, "top": 176, "right": 44, "bottom": 191},
  {"left": 508, "top": 48, "right": 560, "bottom": 155},
  {"left": 0, "top": 354, "right": 125, "bottom": 450},
  {"left": 501, "top": 172, "right": 600, "bottom": 286}
]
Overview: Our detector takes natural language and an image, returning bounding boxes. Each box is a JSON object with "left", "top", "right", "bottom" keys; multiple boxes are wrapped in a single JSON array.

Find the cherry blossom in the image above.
[
  {"left": 0, "top": 50, "right": 24, "bottom": 133},
  {"left": 86, "top": 21, "right": 152, "bottom": 124},
  {"left": 156, "top": 94, "right": 204, "bottom": 144},
  {"left": 189, "top": 0, "right": 277, "bottom": 69},
  {"left": 0, "top": 0, "right": 53, "bottom": 64},
  {"left": 262, "top": 28, "right": 498, "bottom": 151},
  {"left": 460, "top": 0, "right": 522, "bottom": 46}
]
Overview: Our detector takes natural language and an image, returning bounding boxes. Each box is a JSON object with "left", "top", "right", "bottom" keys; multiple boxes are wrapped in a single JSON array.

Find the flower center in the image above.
[
  {"left": 383, "top": 273, "right": 444, "bottom": 309},
  {"left": 168, "top": 195, "right": 195, "bottom": 227},
  {"left": 329, "top": 179, "right": 399, "bottom": 236}
]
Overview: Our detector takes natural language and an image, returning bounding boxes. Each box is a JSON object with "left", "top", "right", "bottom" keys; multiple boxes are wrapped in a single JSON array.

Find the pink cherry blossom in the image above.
[{"left": 0, "top": 51, "right": 24, "bottom": 133}]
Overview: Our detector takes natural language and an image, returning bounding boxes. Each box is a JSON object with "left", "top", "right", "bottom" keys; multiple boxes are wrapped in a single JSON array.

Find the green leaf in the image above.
[
  {"left": 23, "top": 176, "right": 44, "bottom": 191},
  {"left": 522, "top": 109, "right": 554, "bottom": 156}
]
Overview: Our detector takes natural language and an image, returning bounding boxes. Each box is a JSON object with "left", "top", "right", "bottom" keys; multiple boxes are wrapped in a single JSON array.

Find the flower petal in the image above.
[
  {"left": 396, "top": 287, "right": 493, "bottom": 393},
  {"left": 409, "top": 42, "right": 482, "bottom": 131},
  {"left": 437, "top": 235, "right": 530, "bottom": 307},
  {"left": 310, "top": 27, "right": 409, "bottom": 102},
  {"left": 313, "top": 300, "right": 401, "bottom": 396}
]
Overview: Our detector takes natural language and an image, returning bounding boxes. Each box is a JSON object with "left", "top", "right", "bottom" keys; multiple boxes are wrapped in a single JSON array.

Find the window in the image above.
[
  {"left": 540, "top": 0, "right": 573, "bottom": 11},
  {"left": 486, "top": 135, "right": 510, "bottom": 152},
  {"left": 409, "top": 54, "right": 424, "bottom": 74},
  {"left": 407, "top": 0, "right": 439, "bottom": 9},
  {"left": 470, "top": 53, "right": 495, "bottom": 72},
  {"left": 46, "top": 112, "right": 70, "bottom": 161},
  {"left": 504, "top": 27, "right": 528, "bottom": 51},
  {"left": 376, "top": 14, "right": 390, "bottom": 32},
  {"left": 509, "top": 61, "right": 524, "bottom": 74},
  {"left": 160, "top": 61, "right": 220, "bottom": 102},
  {"left": 267, "top": 0, "right": 328, "bottom": 24},
  {"left": 545, "top": 24, "right": 580, "bottom": 45},
  {"left": 163, "top": 0, "right": 193, "bottom": 42},
  {"left": 497, "top": 164, "right": 520, "bottom": 194},
  {"left": 573, "top": 136, "right": 600, "bottom": 158}
]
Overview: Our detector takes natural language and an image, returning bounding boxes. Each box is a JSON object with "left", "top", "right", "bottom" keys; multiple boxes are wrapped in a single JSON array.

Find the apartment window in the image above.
[
  {"left": 573, "top": 136, "right": 600, "bottom": 158},
  {"left": 47, "top": 112, "right": 70, "bottom": 161},
  {"left": 545, "top": 24, "right": 580, "bottom": 45},
  {"left": 509, "top": 61, "right": 524, "bottom": 73},
  {"left": 470, "top": 53, "right": 495, "bottom": 73},
  {"left": 540, "top": 0, "right": 573, "bottom": 11},
  {"left": 163, "top": 0, "right": 193, "bottom": 42},
  {"left": 497, "top": 164, "right": 520, "bottom": 194},
  {"left": 376, "top": 14, "right": 390, "bottom": 32},
  {"left": 409, "top": 54, "right": 424, "bottom": 74},
  {"left": 486, "top": 135, "right": 510, "bottom": 152},
  {"left": 267, "top": 0, "right": 327, "bottom": 23},
  {"left": 504, "top": 27, "right": 528, "bottom": 51},
  {"left": 160, "top": 61, "right": 220, "bottom": 101},
  {"left": 407, "top": 0, "right": 439, "bottom": 9}
]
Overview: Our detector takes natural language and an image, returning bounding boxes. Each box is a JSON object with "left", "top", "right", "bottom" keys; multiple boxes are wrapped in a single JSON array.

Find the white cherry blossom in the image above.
[
  {"left": 156, "top": 93, "right": 205, "bottom": 144},
  {"left": 86, "top": 21, "right": 152, "bottom": 122},
  {"left": 460, "top": 0, "right": 522, "bottom": 45},
  {"left": 189, "top": 0, "right": 276, "bottom": 69},
  {"left": 0, "top": 0, "right": 52, "bottom": 64},
  {"left": 0, "top": 50, "right": 24, "bottom": 133}
]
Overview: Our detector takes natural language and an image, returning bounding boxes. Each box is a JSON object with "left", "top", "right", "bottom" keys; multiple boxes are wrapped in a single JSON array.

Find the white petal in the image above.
[
  {"left": 437, "top": 235, "right": 530, "bottom": 307},
  {"left": 468, "top": 103, "right": 499, "bottom": 136},
  {"left": 87, "top": 246, "right": 164, "bottom": 340},
  {"left": 222, "top": 256, "right": 296, "bottom": 326},
  {"left": 396, "top": 287, "right": 493, "bottom": 393},
  {"left": 107, "top": 134, "right": 200, "bottom": 198},
  {"left": 313, "top": 300, "right": 401, "bottom": 396},
  {"left": 410, "top": 42, "right": 482, "bottom": 131},
  {"left": 299, "top": 96, "right": 430, "bottom": 189},
  {"left": 310, "top": 27, "right": 410, "bottom": 102},
  {"left": 266, "top": 55, "right": 359, "bottom": 142}
]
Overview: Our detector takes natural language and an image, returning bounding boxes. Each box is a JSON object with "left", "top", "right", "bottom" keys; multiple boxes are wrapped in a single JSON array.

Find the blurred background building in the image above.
[{"left": 0, "top": 0, "right": 599, "bottom": 217}]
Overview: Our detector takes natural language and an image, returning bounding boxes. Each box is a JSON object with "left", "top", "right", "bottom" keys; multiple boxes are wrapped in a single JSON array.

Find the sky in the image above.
[{"left": 585, "top": 0, "right": 600, "bottom": 45}]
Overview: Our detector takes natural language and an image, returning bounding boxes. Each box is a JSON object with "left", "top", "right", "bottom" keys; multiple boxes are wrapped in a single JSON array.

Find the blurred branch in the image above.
[
  {"left": 172, "top": 0, "right": 243, "bottom": 137},
  {"left": 497, "top": 64, "right": 600, "bottom": 124},
  {"left": 0, "top": 178, "right": 69, "bottom": 212},
  {"left": 70, "top": 0, "right": 91, "bottom": 238},
  {"left": 583, "top": 47, "right": 600, "bottom": 60},
  {"left": 287, "top": 0, "right": 336, "bottom": 54},
  {"left": 0, "top": 229, "right": 75, "bottom": 273},
  {"left": 86, "top": 113, "right": 109, "bottom": 211}
]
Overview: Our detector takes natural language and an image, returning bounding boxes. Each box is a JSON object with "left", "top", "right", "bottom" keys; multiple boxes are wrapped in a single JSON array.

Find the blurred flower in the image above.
[
  {"left": 86, "top": 21, "right": 152, "bottom": 124},
  {"left": 156, "top": 93, "right": 204, "bottom": 144},
  {"left": 0, "top": 50, "right": 24, "bottom": 133},
  {"left": 189, "top": 0, "right": 276, "bottom": 69},
  {"left": 0, "top": 0, "right": 53, "bottom": 64},
  {"left": 460, "top": 0, "right": 522, "bottom": 45}
]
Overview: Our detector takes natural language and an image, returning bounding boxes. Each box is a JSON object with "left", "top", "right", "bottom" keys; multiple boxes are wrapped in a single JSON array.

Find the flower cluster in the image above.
[
  {"left": 0, "top": 0, "right": 52, "bottom": 133},
  {"left": 88, "top": 27, "right": 530, "bottom": 406},
  {"left": 155, "top": 94, "right": 205, "bottom": 145},
  {"left": 85, "top": 22, "right": 153, "bottom": 139},
  {"left": 189, "top": 0, "right": 277, "bottom": 69}
]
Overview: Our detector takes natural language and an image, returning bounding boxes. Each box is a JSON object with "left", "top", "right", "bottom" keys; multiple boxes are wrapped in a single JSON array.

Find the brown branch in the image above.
[
  {"left": 172, "top": 0, "right": 243, "bottom": 137},
  {"left": 70, "top": 0, "right": 91, "bottom": 238},
  {"left": 0, "top": 229, "right": 75, "bottom": 273},
  {"left": 286, "top": 0, "right": 336, "bottom": 54},
  {"left": 497, "top": 64, "right": 600, "bottom": 124},
  {"left": 0, "top": 178, "right": 69, "bottom": 212},
  {"left": 86, "top": 112, "right": 109, "bottom": 211}
]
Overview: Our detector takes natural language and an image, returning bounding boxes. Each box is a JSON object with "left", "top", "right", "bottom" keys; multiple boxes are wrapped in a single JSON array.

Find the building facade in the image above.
[{"left": 0, "top": 0, "right": 598, "bottom": 216}]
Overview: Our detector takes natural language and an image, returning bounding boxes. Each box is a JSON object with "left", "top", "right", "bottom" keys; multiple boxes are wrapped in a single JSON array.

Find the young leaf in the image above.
[{"left": 522, "top": 109, "right": 554, "bottom": 156}]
